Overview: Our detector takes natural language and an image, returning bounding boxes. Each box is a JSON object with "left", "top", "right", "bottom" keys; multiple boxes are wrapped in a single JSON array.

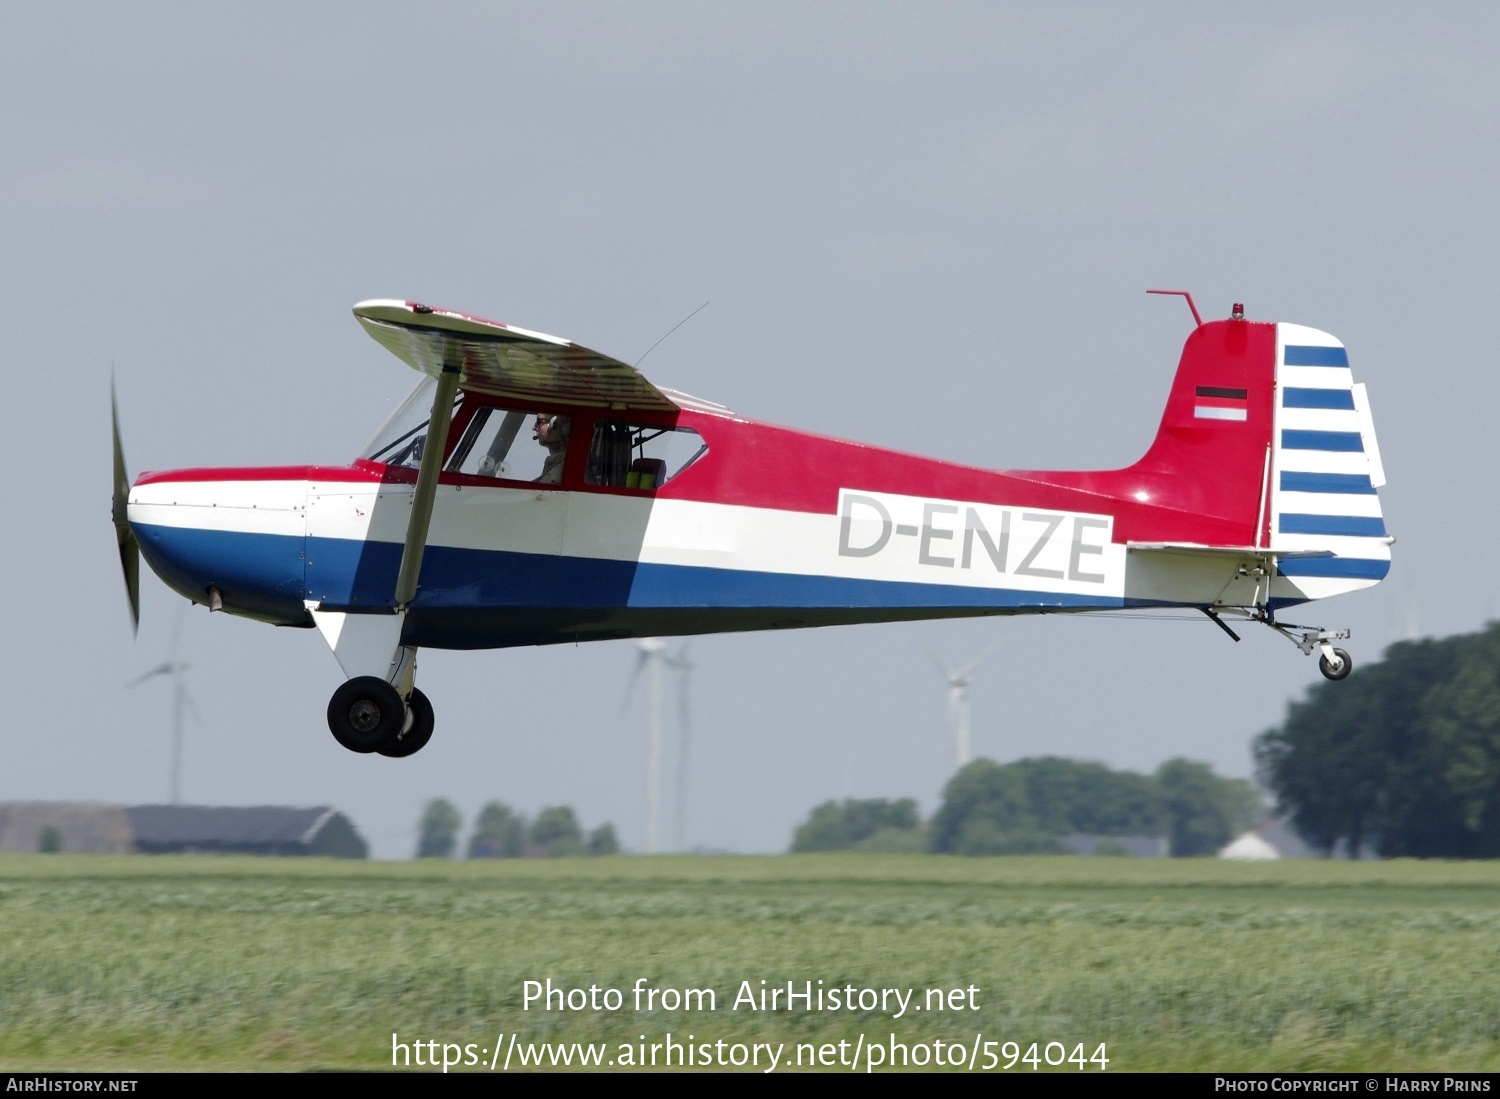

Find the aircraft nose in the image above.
[{"left": 128, "top": 472, "right": 309, "bottom": 625}]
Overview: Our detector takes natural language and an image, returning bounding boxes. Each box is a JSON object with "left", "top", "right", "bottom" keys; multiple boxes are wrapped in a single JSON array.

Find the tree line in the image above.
[
  {"left": 792, "top": 756, "right": 1260, "bottom": 856},
  {"left": 1256, "top": 622, "right": 1500, "bottom": 857},
  {"left": 416, "top": 799, "right": 619, "bottom": 859}
]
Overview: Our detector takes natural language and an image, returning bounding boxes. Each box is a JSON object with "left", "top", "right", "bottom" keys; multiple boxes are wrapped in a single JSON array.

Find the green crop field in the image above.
[{"left": 0, "top": 853, "right": 1497, "bottom": 1072}]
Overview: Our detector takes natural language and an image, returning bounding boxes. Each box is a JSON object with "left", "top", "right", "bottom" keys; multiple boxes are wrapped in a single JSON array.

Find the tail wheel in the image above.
[
  {"left": 327, "top": 676, "right": 405, "bottom": 753},
  {"left": 1318, "top": 648, "right": 1353, "bottom": 681},
  {"left": 379, "top": 689, "right": 434, "bottom": 757}
]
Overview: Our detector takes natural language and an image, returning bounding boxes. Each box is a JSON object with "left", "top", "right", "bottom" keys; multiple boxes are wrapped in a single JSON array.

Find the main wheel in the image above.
[
  {"left": 327, "top": 676, "right": 406, "bottom": 753},
  {"left": 1318, "top": 648, "right": 1353, "bottom": 681},
  {"left": 379, "top": 688, "right": 434, "bottom": 757}
]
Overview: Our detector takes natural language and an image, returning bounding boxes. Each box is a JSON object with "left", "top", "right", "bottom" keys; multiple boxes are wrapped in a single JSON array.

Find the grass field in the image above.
[{"left": 1, "top": 853, "right": 1497, "bottom": 1072}]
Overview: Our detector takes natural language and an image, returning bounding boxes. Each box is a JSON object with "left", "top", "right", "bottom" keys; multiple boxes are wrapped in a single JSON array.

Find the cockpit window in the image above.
[
  {"left": 361, "top": 378, "right": 461, "bottom": 469},
  {"left": 446, "top": 405, "right": 572, "bottom": 484},
  {"left": 364, "top": 383, "right": 575, "bottom": 483},
  {"left": 585, "top": 421, "right": 707, "bottom": 490}
]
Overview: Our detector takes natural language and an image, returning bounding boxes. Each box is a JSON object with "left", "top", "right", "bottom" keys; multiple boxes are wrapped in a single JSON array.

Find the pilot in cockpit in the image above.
[{"left": 533, "top": 413, "right": 570, "bottom": 484}]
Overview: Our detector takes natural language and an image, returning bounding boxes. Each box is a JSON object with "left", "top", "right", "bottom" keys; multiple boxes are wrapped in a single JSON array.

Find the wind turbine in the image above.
[
  {"left": 930, "top": 642, "right": 1000, "bottom": 769},
  {"left": 664, "top": 643, "right": 693, "bottom": 852},
  {"left": 624, "top": 638, "right": 667, "bottom": 853},
  {"left": 623, "top": 639, "right": 698, "bottom": 853},
  {"left": 129, "top": 607, "right": 200, "bottom": 804}
]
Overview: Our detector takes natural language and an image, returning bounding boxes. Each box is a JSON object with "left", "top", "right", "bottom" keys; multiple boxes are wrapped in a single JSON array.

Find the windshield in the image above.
[
  {"left": 361, "top": 378, "right": 461, "bottom": 468},
  {"left": 361, "top": 381, "right": 574, "bottom": 484}
]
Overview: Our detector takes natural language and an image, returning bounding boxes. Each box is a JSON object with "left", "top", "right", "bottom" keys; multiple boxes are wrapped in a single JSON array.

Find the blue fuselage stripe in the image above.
[
  {"left": 134, "top": 520, "right": 1388, "bottom": 646},
  {"left": 1282, "top": 429, "right": 1364, "bottom": 452},
  {"left": 134, "top": 523, "right": 306, "bottom": 624},
  {"left": 306, "top": 535, "right": 1124, "bottom": 612},
  {"left": 1279, "top": 472, "right": 1375, "bottom": 494},
  {"left": 136, "top": 522, "right": 1126, "bottom": 627}
]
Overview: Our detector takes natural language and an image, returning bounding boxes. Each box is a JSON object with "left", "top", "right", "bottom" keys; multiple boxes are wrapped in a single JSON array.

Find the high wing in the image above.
[{"left": 354, "top": 299, "right": 679, "bottom": 412}]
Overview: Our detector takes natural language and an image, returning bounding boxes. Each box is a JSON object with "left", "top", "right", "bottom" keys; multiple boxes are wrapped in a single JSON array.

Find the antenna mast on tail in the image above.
[{"left": 1147, "top": 288, "right": 1203, "bottom": 328}]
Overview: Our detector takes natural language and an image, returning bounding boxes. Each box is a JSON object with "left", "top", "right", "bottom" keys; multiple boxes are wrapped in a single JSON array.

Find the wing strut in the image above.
[
  {"left": 305, "top": 354, "right": 458, "bottom": 702},
  {"left": 394, "top": 356, "right": 461, "bottom": 610},
  {"left": 308, "top": 325, "right": 459, "bottom": 759}
]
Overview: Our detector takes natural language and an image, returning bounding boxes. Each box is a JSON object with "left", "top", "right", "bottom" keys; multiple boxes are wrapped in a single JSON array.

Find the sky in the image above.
[{"left": 4, "top": 3, "right": 1497, "bottom": 858}]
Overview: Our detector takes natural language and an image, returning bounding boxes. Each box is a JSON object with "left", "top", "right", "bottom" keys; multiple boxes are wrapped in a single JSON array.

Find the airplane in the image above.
[{"left": 111, "top": 292, "right": 1390, "bottom": 758}]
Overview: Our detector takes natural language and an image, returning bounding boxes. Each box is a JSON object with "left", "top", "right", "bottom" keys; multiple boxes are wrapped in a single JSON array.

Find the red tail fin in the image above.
[{"left": 1023, "top": 318, "right": 1277, "bottom": 546}]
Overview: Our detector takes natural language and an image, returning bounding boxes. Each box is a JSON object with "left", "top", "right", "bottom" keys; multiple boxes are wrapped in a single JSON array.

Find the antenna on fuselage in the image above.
[
  {"left": 1146, "top": 288, "right": 1203, "bottom": 328},
  {"left": 635, "top": 301, "right": 710, "bottom": 368}
]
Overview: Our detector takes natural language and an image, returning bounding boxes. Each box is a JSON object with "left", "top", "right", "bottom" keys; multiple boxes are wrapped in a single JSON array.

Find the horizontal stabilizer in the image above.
[{"left": 1126, "top": 542, "right": 1334, "bottom": 558}]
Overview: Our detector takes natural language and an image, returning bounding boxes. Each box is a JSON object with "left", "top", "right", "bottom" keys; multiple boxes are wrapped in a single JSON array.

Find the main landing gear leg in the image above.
[
  {"left": 308, "top": 605, "right": 437, "bottom": 756},
  {"left": 312, "top": 356, "right": 459, "bottom": 759},
  {"left": 1255, "top": 612, "right": 1353, "bottom": 681}
]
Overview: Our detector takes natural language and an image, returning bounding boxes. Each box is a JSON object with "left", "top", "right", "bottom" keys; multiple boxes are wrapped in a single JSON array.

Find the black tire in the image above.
[
  {"left": 379, "top": 688, "right": 434, "bottom": 758},
  {"left": 1318, "top": 648, "right": 1353, "bottom": 681},
  {"left": 327, "top": 676, "right": 406, "bottom": 753}
]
